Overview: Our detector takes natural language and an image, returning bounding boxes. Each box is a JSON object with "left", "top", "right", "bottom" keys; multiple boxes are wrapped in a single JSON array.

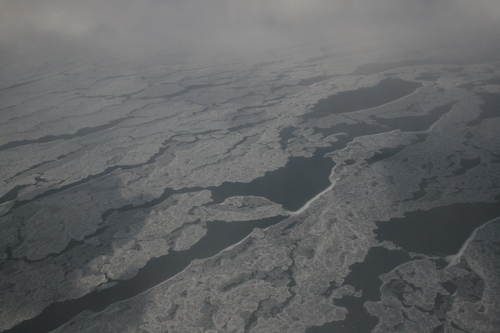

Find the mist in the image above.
[{"left": 1, "top": 1, "right": 499, "bottom": 61}]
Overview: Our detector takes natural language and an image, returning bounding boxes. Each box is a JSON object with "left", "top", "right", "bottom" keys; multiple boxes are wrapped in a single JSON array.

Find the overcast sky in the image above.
[{"left": 1, "top": 0, "right": 499, "bottom": 60}]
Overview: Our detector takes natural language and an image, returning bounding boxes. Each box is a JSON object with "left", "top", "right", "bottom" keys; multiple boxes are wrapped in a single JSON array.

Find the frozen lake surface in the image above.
[{"left": 1, "top": 44, "right": 499, "bottom": 333}]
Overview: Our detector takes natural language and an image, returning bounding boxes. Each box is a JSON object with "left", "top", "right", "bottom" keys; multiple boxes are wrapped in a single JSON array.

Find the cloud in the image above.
[
  {"left": 0, "top": 1, "right": 95, "bottom": 39},
  {"left": 1, "top": 0, "right": 499, "bottom": 60}
]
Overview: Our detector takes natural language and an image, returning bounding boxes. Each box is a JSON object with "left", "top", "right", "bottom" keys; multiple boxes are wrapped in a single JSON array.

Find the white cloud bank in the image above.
[{"left": 1, "top": 0, "right": 499, "bottom": 59}]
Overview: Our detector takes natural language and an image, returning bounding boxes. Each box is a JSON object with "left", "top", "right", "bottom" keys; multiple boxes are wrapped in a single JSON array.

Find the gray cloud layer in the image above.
[{"left": 1, "top": 0, "right": 499, "bottom": 59}]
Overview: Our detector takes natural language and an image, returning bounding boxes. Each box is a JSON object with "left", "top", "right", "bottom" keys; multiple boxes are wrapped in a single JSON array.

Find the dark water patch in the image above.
[
  {"left": 365, "top": 146, "right": 405, "bottom": 165},
  {"left": 374, "top": 103, "right": 454, "bottom": 132},
  {"left": 303, "top": 78, "right": 422, "bottom": 119},
  {"left": 0, "top": 185, "right": 28, "bottom": 205},
  {"left": 270, "top": 83, "right": 302, "bottom": 93},
  {"left": 375, "top": 201, "right": 500, "bottom": 256},
  {"left": 458, "top": 78, "right": 500, "bottom": 90},
  {"left": 415, "top": 72, "right": 442, "bottom": 81},
  {"left": 307, "top": 295, "right": 379, "bottom": 333},
  {"left": 402, "top": 177, "right": 437, "bottom": 202},
  {"left": 278, "top": 126, "right": 299, "bottom": 149},
  {"left": 343, "top": 247, "right": 412, "bottom": 302},
  {"left": 491, "top": 153, "right": 500, "bottom": 164},
  {"left": 312, "top": 122, "right": 389, "bottom": 159},
  {"left": 433, "top": 292, "right": 448, "bottom": 311},
  {"left": 352, "top": 59, "right": 433, "bottom": 75},
  {"left": 272, "top": 73, "right": 288, "bottom": 81},
  {"left": 0, "top": 118, "right": 125, "bottom": 152},
  {"left": 432, "top": 258, "right": 450, "bottom": 270},
  {"left": 483, "top": 78, "right": 500, "bottom": 85},
  {"left": 441, "top": 281, "right": 458, "bottom": 296},
  {"left": 306, "top": 54, "right": 337, "bottom": 63},
  {"left": 352, "top": 49, "right": 500, "bottom": 76},
  {"left": 312, "top": 123, "right": 389, "bottom": 160},
  {"left": 313, "top": 122, "right": 388, "bottom": 140},
  {"left": 307, "top": 247, "right": 411, "bottom": 333},
  {"left": 298, "top": 75, "right": 335, "bottom": 86},
  {"left": 314, "top": 119, "right": 427, "bottom": 169},
  {"left": 467, "top": 93, "right": 500, "bottom": 126},
  {"left": 384, "top": 278, "right": 421, "bottom": 305},
  {"left": 281, "top": 221, "right": 299, "bottom": 235},
  {"left": 450, "top": 321, "right": 472, "bottom": 332},
  {"left": 432, "top": 325, "right": 445, "bottom": 333},
  {"left": 270, "top": 75, "right": 336, "bottom": 93},
  {"left": 430, "top": 281, "right": 458, "bottom": 312},
  {"left": 235, "top": 102, "right": 278, "bottom": 113},
  {"left": 209, "top": 147, "right": 334, "bottom": 211},
  {"left": 321, "top": 280, "right": 341, "bottom": 298},
  {"left": 226, "top": 116, "right": 274, "bottom": 134},
  {"left": 245, "top": 298, "right": 278, "bottom": 331},
  {"left": 456, "top": 76, "right": 498, "bottom": 90},
  {"left": 4, "top": 215, "right": 286, "bottom": 333},
  {"left": 458, "top": 82, "right": 475, "bottom": 91},
  {"left": 366, "top": 134, "right": 427, "bottom": 165},
  {"left": 451, "top": 158, "right": 481, "bottom": 176}
]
